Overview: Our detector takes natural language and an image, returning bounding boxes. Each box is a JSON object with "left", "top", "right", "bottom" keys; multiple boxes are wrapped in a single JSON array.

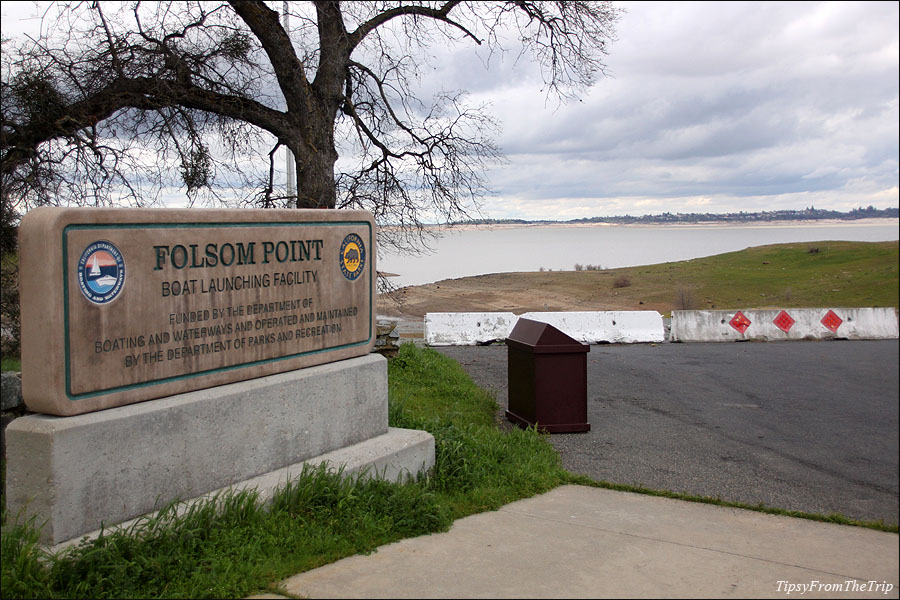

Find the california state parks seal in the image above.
[
  {"left": 339, "top": 233, "right": 366, "bottom": 281},
  {"left": 77, "top": 241, "right": 126, "bottom": 304}
]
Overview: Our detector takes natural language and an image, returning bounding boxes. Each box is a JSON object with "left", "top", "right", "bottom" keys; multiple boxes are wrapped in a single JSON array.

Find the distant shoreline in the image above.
[
  {"left": 377, "top": 218, "right": 898, "bottom": 288},
  {"left": 376, "top": 239, "right": 900, "bottom": 319},
  {"left": 416, "top": 217, "right": 899, "bottom": 232}
]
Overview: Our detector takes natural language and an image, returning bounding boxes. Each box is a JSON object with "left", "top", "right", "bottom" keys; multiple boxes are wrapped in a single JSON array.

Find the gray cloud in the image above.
[
  {"left": 2, "top": 1, "right": 896, "bottom": 219},
  {"left": 460, "top": 1, "right": 899, "bottom": 218}
]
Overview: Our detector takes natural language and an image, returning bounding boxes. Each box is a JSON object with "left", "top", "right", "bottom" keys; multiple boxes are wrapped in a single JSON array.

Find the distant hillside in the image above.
[
  {"left": 454, "top": 206, "right": 899, "bottom": 227},
  {"left": 378, "top": 240, "right": 900, "bottom": 318}
]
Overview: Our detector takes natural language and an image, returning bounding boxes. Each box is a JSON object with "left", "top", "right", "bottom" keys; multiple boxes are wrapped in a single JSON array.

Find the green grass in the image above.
[
  {"left": 389, "top": 345, "right": 567, "bottom": 517},
  {"left": 653, "top": 240, "right": 900, "bottom": 311},
  {"left": 439, "top": 240, "right": 899, "bottom": 316},
  {"left": 1, "top": 356, "right": 21, "bottom": 371},
  {"left": 3, "top": 469, "right": 450, "bottom": 599},
  {"left": 1, "top": 344, "right": 569, "bottom": 599}
]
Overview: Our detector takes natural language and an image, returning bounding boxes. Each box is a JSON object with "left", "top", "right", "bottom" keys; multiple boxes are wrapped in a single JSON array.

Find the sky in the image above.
[
  {"left": 2, "top": 1, "right": 898, "bottom": 221},
  {"left": 453, "top": 1, "right": 900, "bottom": 220}
]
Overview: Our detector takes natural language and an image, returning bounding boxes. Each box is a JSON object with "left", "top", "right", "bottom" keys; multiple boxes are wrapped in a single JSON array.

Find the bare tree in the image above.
[{"left": 1, "top": 1, "right": 620, "bottom": 251}]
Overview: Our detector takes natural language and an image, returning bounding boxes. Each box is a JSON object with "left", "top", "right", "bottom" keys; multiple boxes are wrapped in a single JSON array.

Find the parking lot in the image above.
[{"left": 437, "top": 339, "right": 899, "bottom": 524}]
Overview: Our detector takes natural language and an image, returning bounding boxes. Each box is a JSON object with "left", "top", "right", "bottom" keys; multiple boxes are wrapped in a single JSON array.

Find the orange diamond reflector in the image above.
[
  {"left": 729, "top": 311, "right": 751, "bottom": 334},
  {"left": 821, "top": 309, "right": 843, "bottom": 333},
  {"left": 773, "top": 310, "right": 795, "bottom": 333}
]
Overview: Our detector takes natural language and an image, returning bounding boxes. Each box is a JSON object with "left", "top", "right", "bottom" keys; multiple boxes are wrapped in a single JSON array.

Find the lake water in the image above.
[{"left": 378, "top": 220, "right": 899, "bottom": 288}]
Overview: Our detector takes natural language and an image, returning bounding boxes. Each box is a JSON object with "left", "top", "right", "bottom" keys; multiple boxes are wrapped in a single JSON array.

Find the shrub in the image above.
[
  {"left": 0, "top": 252, "right": 20, "bottom": 358},
  {"left": 675, "top": 286, "right": 697, "bottom": 310},
  {"left": 612, "top": 275, "right": 631, "bottom": 289}
]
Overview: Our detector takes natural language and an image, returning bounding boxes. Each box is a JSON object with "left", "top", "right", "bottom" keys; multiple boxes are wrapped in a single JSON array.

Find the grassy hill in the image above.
[
  {"left": 602, "top": 240, "right": 899, "bottom": 313},
  {"left": 379, "top": 241, "right": 899, "bottom": 317}
]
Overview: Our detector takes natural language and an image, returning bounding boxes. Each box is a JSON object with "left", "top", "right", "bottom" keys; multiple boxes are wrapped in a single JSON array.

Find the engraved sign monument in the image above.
[
  {"left": 8, "top": 207, "right": 434, "bottom": 546},
  {"left": 20, "top": 207, "right": 375, "bottom": 415}
]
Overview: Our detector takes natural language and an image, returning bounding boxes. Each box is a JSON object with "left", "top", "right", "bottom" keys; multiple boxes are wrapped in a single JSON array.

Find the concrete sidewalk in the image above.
[{"left": 260, "top": 485, "right": 898, "bottom": 599}]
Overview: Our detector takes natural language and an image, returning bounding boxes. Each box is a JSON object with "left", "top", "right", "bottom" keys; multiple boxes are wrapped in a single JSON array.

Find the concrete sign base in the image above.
[{"left": 5, "top": 354, "right": 435, "bottom": 546}]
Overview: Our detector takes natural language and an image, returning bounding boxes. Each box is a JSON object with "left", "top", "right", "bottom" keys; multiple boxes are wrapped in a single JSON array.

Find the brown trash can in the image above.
[{"left": 505, "top": 318, "right": 590, "bottom": 433}]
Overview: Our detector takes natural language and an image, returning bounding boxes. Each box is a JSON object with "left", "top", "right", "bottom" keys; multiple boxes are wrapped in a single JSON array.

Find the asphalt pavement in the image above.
[
  {"left": 436, "top": 340, "right": 899, "bottom": 524},
  {"left": 258, "top": 338, "right": 899, "bottom": 599}
]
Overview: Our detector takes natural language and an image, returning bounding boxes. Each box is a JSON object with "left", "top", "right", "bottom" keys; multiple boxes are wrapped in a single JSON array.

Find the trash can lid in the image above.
[{"left": 506, "top": 318, "right": 590, "bottom": 354}]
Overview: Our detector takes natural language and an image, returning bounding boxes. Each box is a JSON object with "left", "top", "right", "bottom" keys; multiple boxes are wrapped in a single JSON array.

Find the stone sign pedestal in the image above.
[{"left": 6, "top": 354, "right": 435, "bottom": 546}]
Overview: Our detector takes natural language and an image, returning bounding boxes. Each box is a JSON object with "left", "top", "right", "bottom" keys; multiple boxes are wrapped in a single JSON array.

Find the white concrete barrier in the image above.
[
  {"left": 425, "top": 311, "right": 665, "bottom": 345},
  {"left": 425, "top": 312, "right": 517, "bottom": 346},
  {"left": 670, "top": 308, "right": 899, "bottom": 342},
  {"left": 519, "top": 311, "right": 665, "bottom": 344}
]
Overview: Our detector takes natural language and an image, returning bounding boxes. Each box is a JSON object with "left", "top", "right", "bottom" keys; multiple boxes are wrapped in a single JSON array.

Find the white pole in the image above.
[{"left": 283, "top": 1, "right": 296, "bottom": 199}]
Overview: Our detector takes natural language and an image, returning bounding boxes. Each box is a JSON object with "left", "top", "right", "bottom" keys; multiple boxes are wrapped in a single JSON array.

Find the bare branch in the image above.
[
  {"left": 348, "top": 1, "right": 481, "bottom": 51},
  {"left": 226, "top": 0, "right": 311, "bottom": 112},
  {"left": 2, "top": 1, "right": 620, "bottom": 253}
]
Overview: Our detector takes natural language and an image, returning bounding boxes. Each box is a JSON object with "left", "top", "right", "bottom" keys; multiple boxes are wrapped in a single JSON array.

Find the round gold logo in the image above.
[{"left": 339, "top": 234, "right": 365, "bottom": 281}]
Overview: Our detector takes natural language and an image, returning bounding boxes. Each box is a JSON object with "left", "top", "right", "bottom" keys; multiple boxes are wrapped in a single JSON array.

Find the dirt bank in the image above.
[{"left": 376, "top": 270, "right": 667, "bottom": 318}]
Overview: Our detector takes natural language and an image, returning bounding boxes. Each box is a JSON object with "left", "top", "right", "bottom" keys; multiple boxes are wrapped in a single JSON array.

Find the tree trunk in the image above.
[
  {"left": 287, "top": 84, "right": 340, "bottom": 209},
  {"left": 294, "top": 129, "right": 338, "bottom": 209},
  {"left": 291, "top": 1, "right": 348, "bottom": 210}
]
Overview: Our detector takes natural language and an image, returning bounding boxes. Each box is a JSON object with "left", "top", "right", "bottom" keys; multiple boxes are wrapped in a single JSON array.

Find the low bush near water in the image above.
[
  {"left": 573, "top": 263, "right": 603, "bottom": 272},
  {"left": 612, "top": 275, "right": 632, "bottom": 288}
]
